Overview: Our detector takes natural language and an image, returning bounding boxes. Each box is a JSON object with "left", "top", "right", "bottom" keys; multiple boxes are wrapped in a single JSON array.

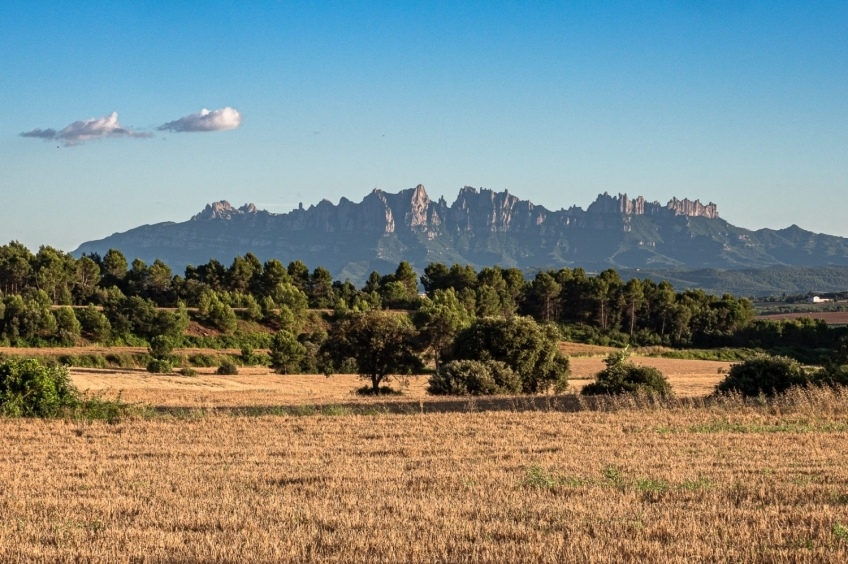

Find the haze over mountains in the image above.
[{"left": 74, "top": 185, "right": 848, "bottom": 291}]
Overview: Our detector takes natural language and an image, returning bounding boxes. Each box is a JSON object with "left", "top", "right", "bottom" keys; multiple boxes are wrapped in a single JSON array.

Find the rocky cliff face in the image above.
[{"left": 74, "top": 184, "right": 848, "bottom": 284}]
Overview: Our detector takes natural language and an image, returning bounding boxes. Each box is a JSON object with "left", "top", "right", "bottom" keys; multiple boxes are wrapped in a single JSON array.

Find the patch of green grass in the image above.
[
  {"left": 678, "top": 477, "right": 714, "bottom": 491},
  {"left": 636, "top": 478, "right": 669, "bottom": 493},
  {"left": 523, "top": 465, "right": 559, "bottom": 491}
]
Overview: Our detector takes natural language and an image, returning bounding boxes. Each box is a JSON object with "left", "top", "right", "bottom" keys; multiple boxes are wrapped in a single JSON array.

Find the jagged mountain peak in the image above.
[
  {"left": 191, "top": 200, "right": 258, "bottom": 221},
  {"left": 75, "top": 184, "right": 848, "bottom": 286}
]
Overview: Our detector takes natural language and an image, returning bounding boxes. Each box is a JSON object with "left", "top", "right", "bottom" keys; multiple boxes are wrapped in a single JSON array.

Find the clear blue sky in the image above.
[{"left": 2, "top": 1, "right": 846, "bottom": 253}]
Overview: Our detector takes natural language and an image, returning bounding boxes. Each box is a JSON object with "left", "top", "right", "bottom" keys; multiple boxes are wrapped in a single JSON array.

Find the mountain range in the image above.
[{"left": 74, "top": 185, "right": 848, "bottom": 291}]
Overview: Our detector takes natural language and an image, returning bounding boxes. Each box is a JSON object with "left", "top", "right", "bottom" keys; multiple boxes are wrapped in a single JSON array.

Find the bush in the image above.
[
  {"left": 178, "top": 367, "right": 198, "bottom": 377},
  {"left": 146, "top": 358, "right": 173, "bottom": 374},
  {"left": 148, "top": 335, "right": 175, "bottom": 360},
  {"left": 581, "top": 350, "right": 672, "bottom": 396},
  {"left": 428, "top": 360, "right": 522, "bottom": 395},
  {"left": 239, "top": 345, "right": 265, "bottom": 366},
  {"left": 0, "top": 358, "right": 80, "bottom": 417},
  {"left": 716, "top": 354, "right": 809, "bottom": 397},
  {"left": 216, "top": 359, "right": 239, "bottom": 375},
  {"left": 451, "top": 316, "right": 569, "bottom": 394}
]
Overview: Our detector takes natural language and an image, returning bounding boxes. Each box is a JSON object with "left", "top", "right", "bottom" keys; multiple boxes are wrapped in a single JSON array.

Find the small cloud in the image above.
[
  {"left": 19, "top": 112, "right": 151, "bottom": 146},
  {"left": 20, "top": 128, "right": 57, "bottom": 139},
  {"left": 158, "top": 107, "right": 242, "bottom": 132}
]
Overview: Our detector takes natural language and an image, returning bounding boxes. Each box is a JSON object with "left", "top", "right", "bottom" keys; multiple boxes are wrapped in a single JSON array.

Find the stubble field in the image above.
[
  {"left": 3, "top": 352, "right": 847, "bottom": 562},
  {"left": 66, "top": 354, "right": 731, "bottom": 409}
]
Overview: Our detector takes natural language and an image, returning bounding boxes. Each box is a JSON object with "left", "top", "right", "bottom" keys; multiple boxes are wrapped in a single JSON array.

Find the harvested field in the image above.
[
  {"left": 756, "top": 311, "right": 848, "bottom": 325},
  {"left": 2, "top": 388, "right": 848, "bottom": 562},
  {"left": 68, "top": 356, "right": 730, "bottom": 409}
]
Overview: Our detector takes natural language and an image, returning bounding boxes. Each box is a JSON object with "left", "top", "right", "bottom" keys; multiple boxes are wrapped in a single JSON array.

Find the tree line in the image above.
[{"left": 0, "top": 241, "right": 843, "bottom": 359}]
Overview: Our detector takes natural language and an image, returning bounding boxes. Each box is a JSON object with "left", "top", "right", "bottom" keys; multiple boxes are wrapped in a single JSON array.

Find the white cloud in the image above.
[
  {"left": 158, "top": 107, "right": 242, "bottom": 132},
  {"left": 19, "top": 112, "right": 151, "bottom": 146}
]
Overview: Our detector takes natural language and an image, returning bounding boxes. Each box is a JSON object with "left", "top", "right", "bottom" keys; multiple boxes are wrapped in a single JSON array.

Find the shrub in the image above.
[
  {"left": 178, "top": 367, "right": 198, "bottom": 377},
  {"left": 716, "top": 354, "right": 809, "bottom": 397},
  {"left": 428, "top": 360, "right": 522, "bottom": 395},
  {"left": 0, "top": 358, "right": 80, "bottom": 417},
  {"left": 451, "top": 316, "right": 569, "bottom": 393},
  {"left": 148, "top": 335, "right": 175, "bottom": 360},
  {"left": 216, "top": 359, "right": 239, "bottom": 375},
  {"left": 146, "top": 358, "right": 173, "bottom": 374},
  {"left": 239, "top": 345, "right": 265, "bottom": 366},
  {"left": 582, "top": 350, "right": 672, "bottom": 396}
]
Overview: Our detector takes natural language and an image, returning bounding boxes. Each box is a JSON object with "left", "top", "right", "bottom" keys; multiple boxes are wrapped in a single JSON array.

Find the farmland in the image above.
[
  {"left": 2, "top": 387, "right": 848, "bottom": 562},
  {"left": 1, "top": 354, "right": 848, "bottom": 561},
  {"left": 65, "top": 354, "right": 731, "bottom": 408}
]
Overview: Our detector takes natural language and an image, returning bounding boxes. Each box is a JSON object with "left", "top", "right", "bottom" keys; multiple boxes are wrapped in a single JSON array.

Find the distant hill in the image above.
[
  {"left": 619, "top": 265, "right": 848, "bottom": 297},
  {"left": 74, "top": 185, "right": 848, "bottom": 292}
]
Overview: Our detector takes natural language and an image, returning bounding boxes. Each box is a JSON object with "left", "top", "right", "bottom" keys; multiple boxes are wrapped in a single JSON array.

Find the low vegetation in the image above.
[
  {"left": 581, "top": 350, "right": 672, "bottom": 397},
  {"left": 1, "top": 387, "right": 848, "bottom": 561}
]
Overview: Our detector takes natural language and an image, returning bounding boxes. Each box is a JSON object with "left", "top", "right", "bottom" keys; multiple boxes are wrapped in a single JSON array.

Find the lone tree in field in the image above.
[
  {"left": 581, "top": 350, "right": 671, "bottom": 396},
  {"left": 450, "top": 316, "right": 570, "bottom": 394},
  {"left": 322, "top": 311, "right": 423, "bottom": 394}
]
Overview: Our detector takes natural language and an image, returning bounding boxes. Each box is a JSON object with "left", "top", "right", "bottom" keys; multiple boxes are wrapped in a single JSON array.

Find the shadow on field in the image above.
[{"left": 147, "top": 394, "right": 693, "bottom": 417}]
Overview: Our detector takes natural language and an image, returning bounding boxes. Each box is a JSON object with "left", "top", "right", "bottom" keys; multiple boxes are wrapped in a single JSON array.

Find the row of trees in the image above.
[{"left": 3, "top": 242, "right": 845, "bottom": 356}]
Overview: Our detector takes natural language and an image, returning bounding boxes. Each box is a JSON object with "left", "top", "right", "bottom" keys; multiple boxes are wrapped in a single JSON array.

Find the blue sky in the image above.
[{"left": 2, "top": 1, "right": 846, "bottom": 253}]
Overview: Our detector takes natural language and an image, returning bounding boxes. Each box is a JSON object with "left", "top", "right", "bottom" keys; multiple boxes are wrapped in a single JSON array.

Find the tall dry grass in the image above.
[{"left": 1, "top": 387, "right": 848, "bottom": 562}]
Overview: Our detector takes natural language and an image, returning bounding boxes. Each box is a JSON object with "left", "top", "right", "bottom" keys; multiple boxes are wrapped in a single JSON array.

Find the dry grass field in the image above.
[
  {"left": 2, "top": 388, "right": 848, "bottom": 562},
  {"left": 4, "top": 349, "right": 846, "bottom": 562},
  {"left": 66, "top": 355, "right": 731, "bottom": 409},
  {"left": 756, "top": 311, "right": 848, "bottom": 325}
]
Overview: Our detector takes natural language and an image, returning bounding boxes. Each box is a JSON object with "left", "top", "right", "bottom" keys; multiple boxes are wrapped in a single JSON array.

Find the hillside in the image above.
[{"left": 74, "top": 185, "right": 848, "bottom": 287}]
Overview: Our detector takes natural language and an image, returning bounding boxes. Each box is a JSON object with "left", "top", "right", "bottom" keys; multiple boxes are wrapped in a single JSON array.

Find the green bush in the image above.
[
  {"left": 188, "top": 353, "right": 218, "bottom": 367},
  {"left": 239, "top": 345, "right": 265, "bottom": 366},
  {"left": 148, "top": 335, "right": 175, "bottom": 360},
  {"left": 57, "top": 354, "right": 108, "bottom": 369},
  {"left": 581, "top": 350, "right": 672, "bottom": 397},
  {"left": 451, "top": 316, "right": 569, "bottom": 393},
  {"left": 216, "top": 359, "right": 239, "bottom": 375},
  {"left": 146, "top": 358, "right": 173, "bottom": 374},
  {"left": 178, "top": 367, "right": 198, "bottom": 377},
  {"left": 428, "top": 360, "right": 522, "bottom": 395},
  {"left": 715, "top": 354, "right": 809, "bottom": 397},
  {"left": 105, "top": 353, "right": 138, "bottom": 368},
  {"left": 0, "top": 358, "right": 80, "bottom": 417}
]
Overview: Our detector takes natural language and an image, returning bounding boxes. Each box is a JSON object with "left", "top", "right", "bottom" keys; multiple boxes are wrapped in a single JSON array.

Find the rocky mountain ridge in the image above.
[{"left": 74, "top": 184, "right": 848, "bottom": 285}]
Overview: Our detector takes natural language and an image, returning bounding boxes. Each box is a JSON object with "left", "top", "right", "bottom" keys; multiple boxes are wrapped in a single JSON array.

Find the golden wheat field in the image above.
[
  {"left": 2, "top": 388, "right": 848, "bottom": 562},
  {"left": 66, "top": 355, "right": 732, "bottom": 409},
  {"left": 4, "top": 352, "right": 848, "bottom": 562}
]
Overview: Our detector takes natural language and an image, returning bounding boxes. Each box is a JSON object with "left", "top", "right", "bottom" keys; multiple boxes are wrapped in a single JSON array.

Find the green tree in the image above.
[
  {"left": 74, "top": 305, "right": 108, "bottom": 343},
  {"left": 54, "top": 306, "right": 82, "bottom": 345},
  {"left": 74, "top": 256, "right": 101, "bottom": 303},
  {"left": 307, "top": 267, "right": 336, "bottom": 308},
  {"left": 269, "top": 329, "right": 308, "bottom": 374},
  {"left": 451, "top": 316, "right": 569, "bottom": 394},
  {"left": 102, "top": 249, "right": 128, "bottom": 281},
  {"left": 413, "top": 288, "right": 473, "bottom": 372},
  {"left": 622, "top": 278, "right": 645, "bottom": 337},
  {"left": 322, "top": 311, "right": 423, "bottom": 394}
]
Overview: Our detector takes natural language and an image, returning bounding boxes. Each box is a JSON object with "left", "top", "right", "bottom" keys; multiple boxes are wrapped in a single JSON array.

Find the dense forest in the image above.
[{"left": 0, "top": 242, "right": 843, "bottom": 364}]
